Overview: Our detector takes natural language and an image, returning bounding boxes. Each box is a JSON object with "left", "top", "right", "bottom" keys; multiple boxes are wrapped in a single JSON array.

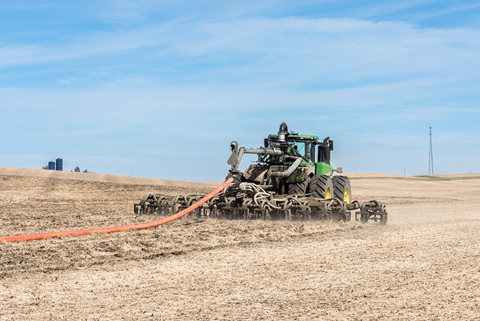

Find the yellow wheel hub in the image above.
[
  {"left": 326, "top": 187, "right": 332, "bottom": 199},
  {"left": 344, "top": 187, "right": 350, "bottom": 203}
]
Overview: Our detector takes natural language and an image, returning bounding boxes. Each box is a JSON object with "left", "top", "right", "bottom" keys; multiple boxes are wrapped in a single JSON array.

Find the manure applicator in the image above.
[{"left": 134, "top": 123, "right": 387, "bottom": 224}]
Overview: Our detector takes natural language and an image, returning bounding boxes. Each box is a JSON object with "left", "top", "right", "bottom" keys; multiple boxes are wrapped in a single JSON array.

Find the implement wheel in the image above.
[
  {"left": 332, "top": 175, "right": 351, "bottom": 203},
  {"left": 288, "top": 177, "right": 311, "bottom": 195},
  {"left": 308, "top": 175, "right": 333, "bottom": 199},
  {"left": 380, "top": 213, "right": 388, "bottom": 226},
  {"left": 360, "top": 212, "right": 369, "bottom": 224}
]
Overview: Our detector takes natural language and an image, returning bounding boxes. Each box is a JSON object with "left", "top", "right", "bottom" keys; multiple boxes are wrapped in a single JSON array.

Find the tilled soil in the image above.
[{"left": 0, "top": 168, "right": 479, "bottom": 320}]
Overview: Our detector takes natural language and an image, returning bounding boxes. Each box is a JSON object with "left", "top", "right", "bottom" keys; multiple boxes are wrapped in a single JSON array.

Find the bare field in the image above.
[{"left": 1, "top": 168, "right": 480, "bottom": 320}]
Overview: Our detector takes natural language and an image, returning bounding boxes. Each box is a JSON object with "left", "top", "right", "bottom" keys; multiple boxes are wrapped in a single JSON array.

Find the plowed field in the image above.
[{"left": 1, "top": 168, "right": 479, "bottom": 320}]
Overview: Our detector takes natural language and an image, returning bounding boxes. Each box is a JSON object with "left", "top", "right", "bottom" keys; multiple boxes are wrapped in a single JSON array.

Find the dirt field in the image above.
[{"left": 1, "top": 167, "right": 479, "bottom": 320}]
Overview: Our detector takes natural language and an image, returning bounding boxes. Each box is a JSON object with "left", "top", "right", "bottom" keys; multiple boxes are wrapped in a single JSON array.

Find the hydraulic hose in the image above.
[{"left": 0, "top": 178, "right": 233, "bottom": 243}]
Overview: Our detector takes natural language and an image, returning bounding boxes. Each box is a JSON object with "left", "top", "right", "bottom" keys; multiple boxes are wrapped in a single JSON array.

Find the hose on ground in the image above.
[{"left": 0, "top": 178, "right": 234, "bottom": 243}]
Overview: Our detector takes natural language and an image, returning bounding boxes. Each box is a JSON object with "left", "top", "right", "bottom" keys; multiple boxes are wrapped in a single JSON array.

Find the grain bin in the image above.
[{"left": 56, "top": 158, "right": 63, "bottom": 171}]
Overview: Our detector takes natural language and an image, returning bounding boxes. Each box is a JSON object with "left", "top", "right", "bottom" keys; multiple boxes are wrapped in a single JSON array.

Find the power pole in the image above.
[{"left": 428, "top": 126, "right": 434, "bottom": 175}]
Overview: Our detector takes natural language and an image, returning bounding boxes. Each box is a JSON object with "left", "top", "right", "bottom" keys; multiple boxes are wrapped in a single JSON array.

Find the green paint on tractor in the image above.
[
  {"left": 292, "top": 169, "right": 303, "bottom": 183},
  {"left": 316, "top": 162, "right": 333, "bottom": 175}
]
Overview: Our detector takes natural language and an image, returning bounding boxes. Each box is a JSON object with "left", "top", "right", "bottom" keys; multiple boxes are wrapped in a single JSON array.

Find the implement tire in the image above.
[
  {"left": 360, "top": 212, "right": 369, "bottom": 224},
  {"left": 380, "top": 213, "right": 388, "bottom": 226},
  {"left": 332, "top": 175, "right": 351, "bottom": 203},
  {"left": 308, "top": 175, "right": 333, "bottom": 199},
  {"left": 288, "top": 177, "right": 311, "bottom": 195}
]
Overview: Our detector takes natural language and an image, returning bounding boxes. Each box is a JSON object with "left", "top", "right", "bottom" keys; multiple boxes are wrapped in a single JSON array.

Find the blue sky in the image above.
[{"left": 1, "top": 0, "right": 479, "bottom": 181}]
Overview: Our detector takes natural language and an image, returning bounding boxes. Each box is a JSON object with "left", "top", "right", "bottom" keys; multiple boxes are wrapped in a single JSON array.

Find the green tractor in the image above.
[
  {"left": 227, "top": 122, "right": 351, "bottom": 203},
  {"left": 135, "top": 122, "right": 387, "bottom": 224}
]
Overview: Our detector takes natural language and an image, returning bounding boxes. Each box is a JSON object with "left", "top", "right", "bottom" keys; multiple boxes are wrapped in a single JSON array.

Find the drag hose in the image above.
[{"left": 0, "top": 178, "right": 233, "bottom": 243}]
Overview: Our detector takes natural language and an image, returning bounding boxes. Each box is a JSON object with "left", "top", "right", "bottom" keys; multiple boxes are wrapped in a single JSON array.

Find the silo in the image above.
[
  {"left": 48, "top": 161, "right": 55, "bottom": 170},
  {"left": 56, "top": 158, "right": 63, "bottom": 171}
]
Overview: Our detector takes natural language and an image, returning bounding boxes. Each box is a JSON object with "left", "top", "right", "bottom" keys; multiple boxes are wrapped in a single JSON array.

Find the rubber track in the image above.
[
  {"left": 309, "top": 175, "right": 330, "bottom": 199},
  {"left": 0, "top": 178, "right": 233, "bottom": 243},
  {"left": 332, "top": 175, "right": 350, "bottom": 201},
  {"left": 288, "top": 177, "right": 310, "bottom": 195}
]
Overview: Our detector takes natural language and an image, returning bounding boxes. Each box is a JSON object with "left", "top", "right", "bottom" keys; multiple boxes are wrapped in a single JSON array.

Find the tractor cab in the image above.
[{"left": 266, "top": 122, "right": 333, "bottom": 172}]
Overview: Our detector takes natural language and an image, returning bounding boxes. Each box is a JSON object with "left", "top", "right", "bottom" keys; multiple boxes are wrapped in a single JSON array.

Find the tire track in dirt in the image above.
[{"left": 1, "top": 170, "right": 480, "bottom": 320}]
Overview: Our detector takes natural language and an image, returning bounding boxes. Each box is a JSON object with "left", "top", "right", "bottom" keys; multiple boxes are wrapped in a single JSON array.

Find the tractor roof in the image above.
[{"left": 268, "top": 134, "right": 319, "bottom": 140}]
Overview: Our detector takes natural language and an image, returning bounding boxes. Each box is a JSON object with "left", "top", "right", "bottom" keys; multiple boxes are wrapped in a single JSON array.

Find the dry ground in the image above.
[{"left": 0, "top": 167, "right": 479, "bottom": 320}]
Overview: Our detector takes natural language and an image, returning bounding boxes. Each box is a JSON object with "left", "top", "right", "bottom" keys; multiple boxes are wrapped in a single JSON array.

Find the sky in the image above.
[{"left": 1, "top": 0, "right": 479, "bottom": 182}]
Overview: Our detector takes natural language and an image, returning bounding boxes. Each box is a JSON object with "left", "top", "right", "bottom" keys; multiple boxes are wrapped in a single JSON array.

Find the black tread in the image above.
[
  {"left": 308, "top": 175, "right": 333, "bottom": 199},
  {"left": 332, "top": 175, "right": 351, "bottom": 203},
  {"left": 287, "top": 177, "right": 310, "bottom": 195}
]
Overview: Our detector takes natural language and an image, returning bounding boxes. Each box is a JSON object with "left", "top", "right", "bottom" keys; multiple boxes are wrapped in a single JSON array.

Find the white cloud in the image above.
[
  {"left": 2, "top": 15, "right": 480, "bottom": 92},
  {"left": 410, "top": 2, "right": 480, "bottom": 19},
  {"left": 1, "top": 2, "right": 480, "bottom": 178},
  {"left": 0, "top": 23, "right": 173, "bottom": 67}
]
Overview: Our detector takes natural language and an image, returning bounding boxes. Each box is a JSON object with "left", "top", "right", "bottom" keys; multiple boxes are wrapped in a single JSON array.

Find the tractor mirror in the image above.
[{"left": 329, "top": 140, "right": 334, "bottom": 151}]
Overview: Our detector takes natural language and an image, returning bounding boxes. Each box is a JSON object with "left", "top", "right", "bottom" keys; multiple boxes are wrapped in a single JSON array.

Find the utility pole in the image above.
[{"left": 428, "top": 126, "right": 434, "bottom": 175}]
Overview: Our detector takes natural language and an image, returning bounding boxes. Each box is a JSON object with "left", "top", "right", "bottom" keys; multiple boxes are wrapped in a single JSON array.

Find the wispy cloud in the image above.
[
  {"left": 0, "top": 1, "right": 479, "bottom": 179},
  {"left": 0, "top": 24, "right": 174, "bottom": 67},
  {"left": 341, "top": 0, "right": 437, "bottom": 18},
  {"left": 405, "top": 2, "right": 480, "bottom": 20}
]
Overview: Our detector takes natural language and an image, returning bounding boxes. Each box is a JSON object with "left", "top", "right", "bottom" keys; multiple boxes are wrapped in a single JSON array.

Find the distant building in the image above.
[{"left": 56, "top": 158, "right": 63, "bottom": 171}]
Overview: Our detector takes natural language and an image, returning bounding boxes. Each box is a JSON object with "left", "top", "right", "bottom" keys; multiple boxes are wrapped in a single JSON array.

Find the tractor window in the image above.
[{"left": 291, "top": 141, "right": 308, "bottom": 160}]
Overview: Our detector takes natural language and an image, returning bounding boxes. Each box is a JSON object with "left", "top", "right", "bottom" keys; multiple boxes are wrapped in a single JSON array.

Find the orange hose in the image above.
[{"left": 0, "top": 178, "right": 233, "bottom": 243}]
